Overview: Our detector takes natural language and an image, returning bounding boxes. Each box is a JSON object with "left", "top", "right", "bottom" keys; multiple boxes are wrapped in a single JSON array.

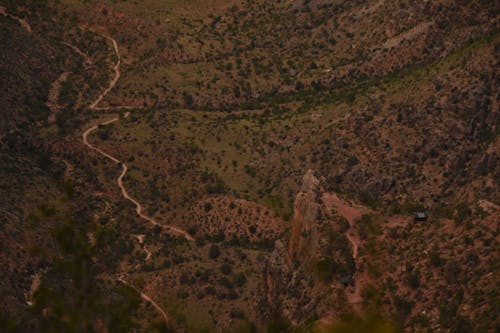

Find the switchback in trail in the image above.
[{"left": 81, "top": 33, "right": 193, "bottom": 326}]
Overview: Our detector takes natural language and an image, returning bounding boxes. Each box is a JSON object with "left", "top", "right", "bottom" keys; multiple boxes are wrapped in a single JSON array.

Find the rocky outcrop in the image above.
[
  {"left": 261, "top": 170, "right": 354, "bottom": 325},
  {"left": 263, "top": 240, "right": 291, "bottom": 307},
  {"left": 288, "top": 169, "right": 323, "bottom": 268},
  {"left": 261, "top": 239, "right": 320, "bottom": 325}
]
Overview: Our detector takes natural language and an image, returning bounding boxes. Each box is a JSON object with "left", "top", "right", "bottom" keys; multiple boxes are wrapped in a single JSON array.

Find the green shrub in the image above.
[
  {"left": 233, "top": 272, "right": 247, "bottom": 287},
  {"left": 208, "top": 244, "right": 220, "bottom": 259},
  {"left": 316, "top": 257, "right": 335, "bottom": 283}
]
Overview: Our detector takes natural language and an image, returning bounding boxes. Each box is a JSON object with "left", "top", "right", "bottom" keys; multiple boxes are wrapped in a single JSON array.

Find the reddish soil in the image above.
[{"left": 322, "top": 192, "right": 371, "bottom": 310}]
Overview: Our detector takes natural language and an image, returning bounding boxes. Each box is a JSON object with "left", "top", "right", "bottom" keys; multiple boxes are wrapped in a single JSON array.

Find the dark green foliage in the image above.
[
  {"left": 393, "top": 295, "right": 414, "bottom": 323},
  {"left": 429, "top": 245, "right": 445, "bottom": 267},
  {"left": 209, "top": 244, "right": 220, "bottom": 259},
  {"left": 266, "top": 311, "right": 290, "bottom": 333},
  {"left": 454, "top": 202, "right": 471, "bottom": 224},
  {"left": 233, "top": 272, "right": 247, "bottom": 287},
  {"left": 220, "top": 262, "right": 232, "bottom": 275},
  {"left": 405, "top": 269, "right": 420, "bottom": 289},
  {"left": 33, "top": 219, "right": 140, "bottom": 333},
  {"left": 229, "top": 308, "right": 245, "bottom": 319},
  {"left": 205, "top": 285, "right": 216, "bottom": 295},
  {"left": 337, "top": 216, "right": 349, "bottom": 233},
  {"left": 357, "top": 214, "right": 381, "bottom": 240},
  {"left": 316, "top": 257, "right": 335, "bottom": 283},
  {"left": 149, "top": 321, "right": 176, "bottom": 333},
  {"left": 176, "top": 289, "right": 189, "bottom": 299}
]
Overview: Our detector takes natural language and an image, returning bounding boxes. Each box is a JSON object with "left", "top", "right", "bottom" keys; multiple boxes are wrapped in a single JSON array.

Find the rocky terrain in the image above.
[{"left": 0, "top": 0, "right": 498, "bottom": 332}]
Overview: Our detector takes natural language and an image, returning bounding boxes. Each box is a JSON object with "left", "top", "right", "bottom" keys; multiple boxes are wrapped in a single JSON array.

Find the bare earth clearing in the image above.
[{"left": 322, "top": 192, "right": 371, "bottom": 309}]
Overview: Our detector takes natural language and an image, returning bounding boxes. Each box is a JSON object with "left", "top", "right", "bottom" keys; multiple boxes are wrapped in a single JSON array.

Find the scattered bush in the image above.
[{"left": 208, "top": 244, "right": 220, "bottom": 259}]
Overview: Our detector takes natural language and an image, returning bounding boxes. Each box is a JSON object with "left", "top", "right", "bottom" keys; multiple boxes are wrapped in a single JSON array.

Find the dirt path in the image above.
[
  {"left": 82, "top": 116, "right": 194, "bottom": 241},
  {"left": 479, "top": 199, "right": 499, "bottom": 214},
  {"left": 62, "top": 42, "right": 92, "bottom": 66},
  {"left": 118, "top": 276, "right": 169, "bottom": 323},
  {"left": 117, "top": 163, "right": 195, "bottom": 240},
  {"left": 81, "top": 34, "right": 193, "bottom": 325},
  {"left": 382, "top": 21, "right": 434, "bottom": 49},
  {"left": 89, "top": 35, "right": 120, "bottom": 110},
  {"left": 3, "top": 8, "right": 44, "bottom": 308},
  {"left": 25, "top": 270, "right": 45, "bottom": 307},
  {"left": 322, "top": 192, "right": 370, "bottom": 308},
  {"left": 323, "top": 193, "right": 367, "bottom": 258},
  {"left": 82, "top": 117, "right": 121, "bottom": 162},
  {"left": 88, "top": 34, "right": 142, "bottom": 110},
  {"left": 0, "top": 6, "right": 32, "bottom": 32},
  {"left": 134, "top": 234, "right": 152, "bottom": 261}
]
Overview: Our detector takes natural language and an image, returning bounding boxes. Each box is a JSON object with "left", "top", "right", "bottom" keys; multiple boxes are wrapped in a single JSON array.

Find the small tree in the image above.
[{"left": 209, "top": 244, "right": 220, "bottom": 259}]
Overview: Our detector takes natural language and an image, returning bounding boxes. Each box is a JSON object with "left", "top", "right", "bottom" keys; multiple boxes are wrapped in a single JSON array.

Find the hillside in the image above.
[{"left": 0, "top": 0, "right": 498, "bottom": 332}]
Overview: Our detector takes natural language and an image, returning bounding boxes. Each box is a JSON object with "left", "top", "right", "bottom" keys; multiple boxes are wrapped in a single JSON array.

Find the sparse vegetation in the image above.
[{"left": 1, "top": 0, "right": 498, "bottom": 332}]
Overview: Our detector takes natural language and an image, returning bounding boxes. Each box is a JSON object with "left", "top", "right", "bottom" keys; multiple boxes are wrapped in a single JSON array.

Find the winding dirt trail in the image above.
[
  {"left": 322, "top": 192, "right": 370, "bottom": 308},
  {"left": 89, "top": 35, "right": 120, "bottom": 110},
  {"left": 82, "top": 117, "right": 194, "bottom": 241},
  {"left": 82, "top": 33, "right": 194, "bottom": 240},
  {"left": 118, "top": 276, "right": 169, "bottom": 323},
  {"left": 82, "top": 116, "right": 120, "bottom": 162},
  {"left": 134, "top": 235, "right": 152, "bottom": 261},
  {"left": 117, "top": 163, "right": 194, "bottom": 240},
  {"left": 62, "top": 42, "right": 92, "bottom": 66},
  {"left": 82, "top": 33, "right": 192, "bottom": 325},
  {"left": 0, "top": 6, "right": 32, "bottom": 32},
  {"left": 87, "top": 34, "right": 142, "bottom": 110},
  {"left": 323, "top": 193, "right": 367, "bottom": 258}
]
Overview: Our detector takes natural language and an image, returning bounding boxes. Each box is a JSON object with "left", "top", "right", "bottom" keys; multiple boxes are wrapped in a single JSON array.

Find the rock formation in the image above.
[
  {"left": 288, "top": 169, "right": 322, "bottom": 267},
  {"left": 262, "top": 169, "right": 354, "bottom": 324}
]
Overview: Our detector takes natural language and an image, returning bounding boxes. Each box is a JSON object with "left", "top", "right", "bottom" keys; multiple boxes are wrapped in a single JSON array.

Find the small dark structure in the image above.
[
  {"left": 340, "top": 275, "right": 355, "bottom": 287},
  {"left": 414, "top": 212, "right": 429, "bottom": 222}
]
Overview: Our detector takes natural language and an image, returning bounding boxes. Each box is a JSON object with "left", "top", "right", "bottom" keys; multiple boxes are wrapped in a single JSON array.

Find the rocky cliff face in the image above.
[
  {"left": 261, "top": 239, "right": 322, "bottom": 325},
  {"left": 288, "top": 169, "right": 322, "bottom": 268},
  {"left": 261, "top": 170, "right": 353, "bottom": 324}
]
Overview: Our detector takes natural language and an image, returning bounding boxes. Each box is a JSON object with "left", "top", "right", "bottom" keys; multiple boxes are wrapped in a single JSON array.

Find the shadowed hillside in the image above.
[{"left": 0, "top": 0, "right": 498, "bottom": 332}]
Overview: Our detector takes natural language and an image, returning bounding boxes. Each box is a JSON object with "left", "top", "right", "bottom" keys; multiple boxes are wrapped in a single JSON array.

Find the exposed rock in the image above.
[
  {"left": 263, "top": 240, "right": 291, "bottom": 306},
  {"left": 289, "top": 169, "right": 322, "bottom": 267},
  {"left": 262, "top": 170, "right": 354, "bottom": 325}
]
